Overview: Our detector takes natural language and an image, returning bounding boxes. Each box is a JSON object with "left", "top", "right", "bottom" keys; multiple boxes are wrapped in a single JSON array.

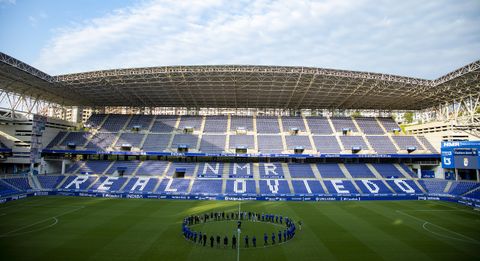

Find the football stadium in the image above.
[{"left": 1, "top": 1, "right": 480, "bottom": 261}]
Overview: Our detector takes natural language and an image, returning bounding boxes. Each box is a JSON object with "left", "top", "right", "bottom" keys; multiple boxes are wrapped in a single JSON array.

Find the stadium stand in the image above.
[
  {"left": 178, "top": 116, "right": 202, "bottom": 131},
  {"left": 385, "top": 179, "right": 423, "bottom": 194},
  {"left": 156, "top": 178, "right": 190, "bottom": 194},
  {"left": 418, "top": 136, "right": 438, "bottom": 153},
  {"left": 417, "top": 179, "right": 448, "bottom": 194},
  {"left": 448, "top": 181, "right": 480, "bottom": 196},
  {"left": 259, "top": 163, "right": 284, "bottom": 178},
  {"left": 285, "top": 135, "right": 312, "bottom": 150},
  {"left": 126, "top": 115, "right": 154, "bottom": 130},
  {"left": 150, "top": 116, "right": 178, "bottom": 133},
  {"left": 190, "top": 179, "right": 223, "bottom": 195},
  {"left": 282, "top": 117, "right": 307, "bottom": 132},
  {"left": 259, "top": 179, "right": 290, "bottom": 195},
  {"left": 167, "top": 162, "right": 197, "bottom": 177},
  {"left": 2, "top": 177, "right": 31, "bottom": 190},
  {"left": 90, "top": 176, "right": 128, "bottom": 191},
  {"left": 339, "top": 136, "right": 368, "bottom": 151},
  {"left": 86, "top": 132, "right": 117, "bottom": 150},
  {"left": 354, "top": 180, "right": 392, "bottom": 194},
  {"left": 330, "top": 117, "right": 358, "bottom": 132},
  {"left": 61, "top": 176, "right": 98, "bottom": 190},
  {"left": 85, "top": 114, "right": 106, "bottom": 129},
  {"left": 291, "top": 180, "right": 325, "bottom": 194},
  {"left": 0, "top": 180, "right": 19, "bottom": 197},
  {"left": 198, "top": 162, "right": 224, "bottom": 177},
  {"left": 171, "top": 134, "right": 199, "bottom": 150},
  {"left": 75, "top": 161, "right": 111, "bottom": 174},
  {"left": 225, "top": 179, "right": 256, "bottom": 195},
  {"left": 60, "top": 132, "right": 89, "bottom": 147},
  {"left": 203, "top": 116, "right": 228, "bottom": 133},
  {"left": 305, "top": 116, "right": 334, "bottom": 134},
  {"left": 38, "top": 175, "right": 65, "bottom": 189},
  {"left": 399, "top": 164, "right": 417, "bottom": 178},
  {"left": 100, "top": 114, "right": 130, "bottom": 132},
  {"left": 463, "top": 188, "right": 480, "bottom": 199},
  {"left": 288, "top": 164, "right": 315, "bottom": 178},
  {"left": 199, "top": 135, "right": 226, "bottom": 153},
  {"left": 324, "top": 180, "right": 358, "bottom": 194},
  {"left": 371, "top": 164, "right": 403, "bottom": 178},
  {"left": 46, "top": 131, "right": 67, "bottom": 148},
  {"left": 123, "top": 177, "right": 159, "bottom": 193},
  {"left": 367, "top": 136, "right": 397, "bottom": 154},
  {"left": 377, "top": 117, "right": 400, "bottom": 132},
  {"left": 228, "top": 163, "right": 254, "bottom": 178},
  {"left": 355, "top": 117, "right": 385, "bottom": 134},
  {"left": 316, "top": 164, "right": 345, "bottom": 178},
  {"left": 229, "top": 135, "right": 255, "bottom": 150},
  {"left": 142, "top": 134, "right": 171, "bottom": 151},
  {"left": 258, "top": 135, "right": 283, "bottom": 154},
  {"left": 106, "top": 161, "right": 140, "bottom": 175},
  {"left": 345, "top": 164, "right": 376, "bottom": 178},
  {"left": 230, "top": 116, "right": 254, "bottom": 132},
  {"left": 136, "top": 161, "right": 169, "bottom": 176},
  {"left": 114, "top": 133, "right": 145, "bottom": 148},
  {"left": 256, "top": 116, "right": 281, "bottom": 134},
  {"left": 392, "top": 135, "right": 423, "bottom": 150},
  {"left": 312, "top": 136, "right": 341, "bottom": 153}
]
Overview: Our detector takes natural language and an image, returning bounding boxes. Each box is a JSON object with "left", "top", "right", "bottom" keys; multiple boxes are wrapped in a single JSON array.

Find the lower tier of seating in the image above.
[{"left": 7, "top": 174, "right": 474, "bottom": 200}]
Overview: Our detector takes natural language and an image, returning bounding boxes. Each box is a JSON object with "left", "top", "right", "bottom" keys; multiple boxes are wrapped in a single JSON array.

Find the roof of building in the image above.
[{"left": 1, "top": 52, "right": 479, "bottom": 110}]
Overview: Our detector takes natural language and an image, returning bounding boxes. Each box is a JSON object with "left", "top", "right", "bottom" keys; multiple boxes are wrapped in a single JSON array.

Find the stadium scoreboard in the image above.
[{"left": 441, "top": 141, "right": 480, "bottom": 170}]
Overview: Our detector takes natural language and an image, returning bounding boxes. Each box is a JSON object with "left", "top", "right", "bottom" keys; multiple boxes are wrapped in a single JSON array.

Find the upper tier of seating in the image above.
[
  {"left": 46, "top": 114, "right": 439, "bottom": 155},
  {"left": 203, "top": 116, "right": 228, "bottom": 133},
  {"left": 355, "top": 117, "right": 384, "bottom": 134}
]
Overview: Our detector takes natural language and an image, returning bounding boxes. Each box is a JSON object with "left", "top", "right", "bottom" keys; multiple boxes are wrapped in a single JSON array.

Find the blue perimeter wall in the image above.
[{"left": 2, "top": 191, "right": 479, "bottom": 209}]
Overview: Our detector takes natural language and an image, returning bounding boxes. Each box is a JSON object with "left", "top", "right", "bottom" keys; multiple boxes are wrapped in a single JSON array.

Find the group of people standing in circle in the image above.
[{"left": 182, "top": 211, "right": 300, "bottom": 248}]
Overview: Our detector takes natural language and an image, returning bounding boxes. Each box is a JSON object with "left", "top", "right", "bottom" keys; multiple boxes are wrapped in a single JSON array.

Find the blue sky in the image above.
[{"left": 0, "top": 0, "right": 479, "bottom": 79}]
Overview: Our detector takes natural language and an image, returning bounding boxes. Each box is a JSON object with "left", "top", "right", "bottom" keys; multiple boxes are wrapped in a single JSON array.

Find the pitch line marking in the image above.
[
  {"left": 0, "top": 206, "right": 85, "bottom": 238},
  {"left": 396, "top": 210, "right": 480, "bottom": 244}
]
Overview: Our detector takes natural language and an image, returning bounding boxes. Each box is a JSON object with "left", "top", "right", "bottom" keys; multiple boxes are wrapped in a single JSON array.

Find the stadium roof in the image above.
[{"left": 1, "top": 52, "right": 479, "bottom": 110}]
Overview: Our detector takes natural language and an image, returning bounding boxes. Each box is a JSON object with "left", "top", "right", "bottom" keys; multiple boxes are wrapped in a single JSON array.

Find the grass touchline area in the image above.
[{"left": 0, "top": 197, "right": 479, "bottom": 261}]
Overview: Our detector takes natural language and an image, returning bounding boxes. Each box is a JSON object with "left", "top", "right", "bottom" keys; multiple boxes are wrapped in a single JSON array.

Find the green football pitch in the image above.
[{"left": 0, "top": 196, "right": 479, "bottom": 261}]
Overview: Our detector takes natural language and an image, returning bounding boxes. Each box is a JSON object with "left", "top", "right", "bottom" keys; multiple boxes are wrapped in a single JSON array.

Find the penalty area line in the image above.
[
  {"left": 396, "top": 210, "right": 480, "bottom": 244},
  {"left": 0, "top": 206, "right": 85, "bottom": 237}
]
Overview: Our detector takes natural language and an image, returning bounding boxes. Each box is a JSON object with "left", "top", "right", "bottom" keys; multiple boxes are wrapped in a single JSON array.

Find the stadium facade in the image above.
[{"left": 0, "top": 52, "right": 479, "bottom": 207}]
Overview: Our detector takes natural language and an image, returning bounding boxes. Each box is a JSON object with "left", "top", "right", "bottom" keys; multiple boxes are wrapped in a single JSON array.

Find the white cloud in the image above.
[
  {"left": 35, "top": 0, "right": 480, "bottom": 79},
  {"left": 0, "top": 0, "right": 16, "bottom": 4}
]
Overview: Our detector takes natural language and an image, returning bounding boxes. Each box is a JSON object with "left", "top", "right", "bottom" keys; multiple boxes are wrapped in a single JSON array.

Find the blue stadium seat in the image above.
[
  {"left": 371, "top": 164, "right": 403, "bottom": 178},
  {"left": 190, "top": 179, "right": 223, "bottom": 195},
  {"left": 136, "top": 161, "right": 169, "bottom": 176},
  {"left": 225, "top": 179, "right": 256, "bottom": 195},
  {"left": 345, "top": 164, "right": 376, "bottom": 178},
  {"left": 156, "top": 178, "right": 191, "bottom": 194},
  {"left": 259, "top": 179, "right": 290, "bottom": 195},
  {"left": 38, "top": 175, "right": 65, "bottom": 189},
  {"left": 288, "top": 164, "right": 315, "bottom": 178},
  {"left": 123, "top": 177, "right": 159, "bottom": 193},
  {"left": 61, "top": 175, "right": 98, "bottom": 190},
  {"left": 316, "top": 164, "right": 345, "bottom": 178},
  {"left": 323, "top": 180, "right": 358, "bottom": 194},
  {"left": 354, "top": 180, "right": 391, "bottom": 194},
  {"left": 385, "top": 179, "right": 422, "bottom": 194},
  {"left": 197, "top": 162, "right": 224, "bottom": 178},
  {"left": 259, "top": 163, "right": 284, "bottom": 178},
  {"left": 228, "top": 163, "right": 254, "bottom": 178},
  {"left": 291, "top": 180, "right": 324, "bottom": 194}
]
